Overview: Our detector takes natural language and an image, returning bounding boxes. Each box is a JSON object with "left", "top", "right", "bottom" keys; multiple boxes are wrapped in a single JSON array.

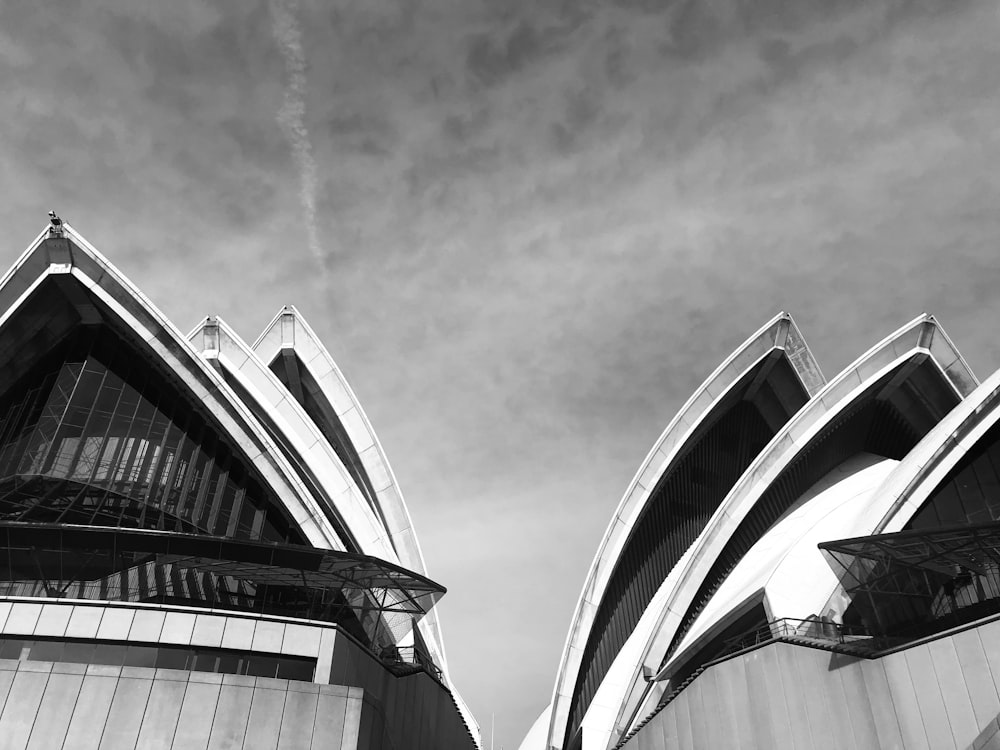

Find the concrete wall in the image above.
[
  {"left": 329, "top": 633, "right": 478, "bottom": 750},
  {"left": 0, "top": 598, "right": 476, "bottom": 750},
  {"left": 624, "top": 616, "right": 1000, "bottom": 750},
  {"left": 0, "top": 659, "right": 362, "bottom": 750},
  {"left": 0, "top": 600, "right": 335, "bottom": 680}
]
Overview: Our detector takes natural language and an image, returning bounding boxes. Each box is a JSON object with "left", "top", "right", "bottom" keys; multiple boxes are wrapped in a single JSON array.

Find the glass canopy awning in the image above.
[
  {"left": 0, "top": 522, "right": 445, "bottom": 651},
  {"left": 819, "top": 520, "right": 1000, "bottom": 639}
]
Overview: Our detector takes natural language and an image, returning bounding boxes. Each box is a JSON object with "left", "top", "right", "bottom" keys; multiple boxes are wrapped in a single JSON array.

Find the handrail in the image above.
[
  {"left": 718, "top": 616, "right": 879, "bottom": 655},
  {"left": 378, "top": 645, "right": 443, "bottom": 681}
]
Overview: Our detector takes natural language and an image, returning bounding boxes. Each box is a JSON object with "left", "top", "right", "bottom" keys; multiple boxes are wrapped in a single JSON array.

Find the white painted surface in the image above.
[
  {"left": 547, "top": 313, "right": 826, "bottom": 750},
  {"left": 667, "top": 452, "right": 898, "bottom": 672}
]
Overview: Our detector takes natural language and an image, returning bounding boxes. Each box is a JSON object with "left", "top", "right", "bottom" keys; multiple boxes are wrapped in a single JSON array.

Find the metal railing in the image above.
[
  {"left": 718, "top": 616, "right": 878, "bottom": 657},
  {"left": 378, "top": 645, "right": 443, "bottom": 681},
  {"left": 616, "top": 617, "right": 890, "bottom": 748}
]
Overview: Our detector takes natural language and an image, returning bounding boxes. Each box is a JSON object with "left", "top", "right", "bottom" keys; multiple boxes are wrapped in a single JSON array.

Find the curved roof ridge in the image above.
[
  {"left": 546, "top": 312, "right": 825, "bottom": 750},
  {"left": 667, "top": 452, "right": 897, "bottom": 675},
  {"left": 251, "top": 304, "right": 456, "bottom": 688},
  {"left": 187, "top": 315, "right": 402, "bottom": 562},
  {"left": 0, "top": 223, "right": 342, "bottom": 550},
  {"left": 638, "top": 313, "right": 970, "bottom": 688},
  {"left": 869, "top": 364, "right": 1000, "bottom": 535},
  {"left": 251, "top": 305, "right": 429, "bottom": 578},
  {"left": 924, "top": 314, "right": 980, "bottom": 392}
]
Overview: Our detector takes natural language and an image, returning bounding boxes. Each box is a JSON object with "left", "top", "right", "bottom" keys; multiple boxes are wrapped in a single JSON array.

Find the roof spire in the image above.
[{"left": 47, "top": 210, "right": 64, "bottom": 237}]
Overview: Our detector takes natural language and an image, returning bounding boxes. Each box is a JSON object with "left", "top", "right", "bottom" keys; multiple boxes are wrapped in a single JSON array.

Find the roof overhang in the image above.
[{"left": 0, "top": 521, "right": 443, "bottom": 646}]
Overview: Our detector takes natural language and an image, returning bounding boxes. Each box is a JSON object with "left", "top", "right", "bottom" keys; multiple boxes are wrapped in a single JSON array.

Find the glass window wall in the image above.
[
  {"left": 0, "top": 327, "right": 304, "bottom": 544},
  {"left": 907, "top": 420, "right": 1000, "bottom": 530},
  {"left": 0, "top": 636, "right": 315, "bottom": 681}
]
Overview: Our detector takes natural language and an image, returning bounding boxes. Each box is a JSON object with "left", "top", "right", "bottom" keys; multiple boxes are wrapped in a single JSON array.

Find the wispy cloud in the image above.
[
  {"left": 3, "top": 2, "right": 1000, "bottom": 748},
  {"left": 269, "top": 0, "right": 325, "bottom": 276}
]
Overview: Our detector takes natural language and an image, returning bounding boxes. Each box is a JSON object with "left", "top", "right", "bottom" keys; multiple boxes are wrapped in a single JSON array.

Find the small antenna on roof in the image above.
[{"left": 47, "top": 210, "right": 64, "bottom": 237}]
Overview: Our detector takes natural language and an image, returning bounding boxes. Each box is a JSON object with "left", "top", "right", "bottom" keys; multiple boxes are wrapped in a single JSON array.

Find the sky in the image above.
[{"left": 2, "top": 0, "right": 1000, "bottom": 746}]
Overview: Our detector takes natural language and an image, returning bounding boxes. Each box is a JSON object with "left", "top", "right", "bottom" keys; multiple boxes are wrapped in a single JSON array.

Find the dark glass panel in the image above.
[
  {"left": 153, "top": 648, "right": 189, "bottom": 671},
  {"left": 213, "top": 476, "right": 239, "bottom": 537},
  {"left": 190, "top": 651, "right": 219, "bottom": 673},
  {"left": 92, "top": 643, "right": 126, "bottom": 666},
  {"left": 123, "top": 645, "right": 158, "bottom": 668},
  {"left": 0, "top": 327, "right": 305, "bottom": 543},
  {"left": 907, "top": 419, "right": 1000, "bottom": 531},
  {"left": 0, "top": 636, "right": 316, "bottom": 681},
  {"left": 0, "top": 639, "right": 26, "bottom": 660},
  {"left": 62, "top": 641, "right": 95, "bottom": 664},
  {"left": 246, "top": 655, "right": 280, "bottom": 678},
  {"left": 235, "top": 492, "right": 260, "bottom": 540},
  {"left": 216, "top": 652, "right": 243, "bottom": 675},
  {"left": 276, "top": 657, "right": 314, "bottom": 681},
  {"left": 29, "top": 640, "right": 65, "bottom": 662}
]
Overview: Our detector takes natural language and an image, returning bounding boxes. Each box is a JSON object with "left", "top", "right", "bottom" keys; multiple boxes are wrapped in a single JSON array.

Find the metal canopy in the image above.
[
  {"left": 819, "top": 520, "right": 1000, "bottom": 638},
  {"left": 820, "top": 521, "right": 1000, "bottom": 580},
  {"left": 0, "top": 522, "right": 444, "bottom": 650}
]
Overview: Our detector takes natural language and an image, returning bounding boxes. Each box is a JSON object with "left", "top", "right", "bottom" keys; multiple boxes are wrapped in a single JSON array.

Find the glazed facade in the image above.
[
  {"left": 0, "top": 221, "right": 479, "bottom": 749},
  {"left": 524, "top": 312, "right": 1000, "bottom": 750}
]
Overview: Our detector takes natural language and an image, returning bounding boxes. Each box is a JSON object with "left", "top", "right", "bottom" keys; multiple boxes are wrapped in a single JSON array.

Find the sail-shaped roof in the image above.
[
  {"left": 0, "top": 224, "right": 342, "bottom": 549},
  {"left": 548, "top": 313, "right": 825, "bottom": 750},
  {"left": 188, "top": 315, "right": 402, "bottom": 561},
  {"left": 620, "top": 315, "right": 975, "bottom": 730}
]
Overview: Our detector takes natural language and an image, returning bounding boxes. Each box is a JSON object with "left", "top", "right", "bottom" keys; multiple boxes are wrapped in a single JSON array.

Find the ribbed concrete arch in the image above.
[
  {"left": 249, "top": 305, "right": 464, "bottom": 721},
  {"left": 667, "top": 452, "right": 898, "bottom": 675},
  {"left": 519, "top": 705, "right": 553, "bottom": 750},
  {"left": 252, "top": 307, "right": 429, "bottom": 579},
  {"left": 547, "top": 313, "right": 826, "bottom": 750},
  {"left": 628, "top": 315, "right": 976, "bottom": 727},
  {"left": 867, "top": 363, "right": 1000, "bottom": 535},
  {"left": 0, "top": 224, "right": 342, "bottom": 550},
  {"left": 187, "top": 316, "right": 401, "bottom": 562}
]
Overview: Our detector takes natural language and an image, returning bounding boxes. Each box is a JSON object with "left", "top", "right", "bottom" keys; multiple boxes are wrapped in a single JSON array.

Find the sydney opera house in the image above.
[
  {"left": 0, "top": 218, "right": 480, "bottom": 749},
  {"left": 522, "top": 311, "right": 1000, "bottom": 750}
]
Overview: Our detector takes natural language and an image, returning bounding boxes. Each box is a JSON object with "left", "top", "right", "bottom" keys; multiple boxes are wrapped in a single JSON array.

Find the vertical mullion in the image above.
[
  {"left": 89, "top": 363, "right": 145, "bottom": 526},
  {"left": 158, "top": 419, "right": 189, "bottom": 524},
  {"left": 173, "top": 421, "right": 208, "bottom": 529},
  {"left": 189, "top": 450, "right": 218, "bottom": 533},
  {"left": 225, "top": 486, "right": 247, "bottom": 539},
  {"left": 203, "top": 461, "right": 230, "bottom": 533},
  {"left": 33, "top": 361, "right": 87, "bottom": 475}
]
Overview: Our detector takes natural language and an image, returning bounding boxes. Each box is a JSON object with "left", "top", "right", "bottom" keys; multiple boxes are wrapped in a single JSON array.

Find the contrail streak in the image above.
[{"left": 269, "top": 0, "right": 325, "bottom": 275}]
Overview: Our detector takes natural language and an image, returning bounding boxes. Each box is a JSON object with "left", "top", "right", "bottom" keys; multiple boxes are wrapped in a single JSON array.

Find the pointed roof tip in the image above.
[{"left": 46, "top": 209, "right": 65, "bottom": 239}]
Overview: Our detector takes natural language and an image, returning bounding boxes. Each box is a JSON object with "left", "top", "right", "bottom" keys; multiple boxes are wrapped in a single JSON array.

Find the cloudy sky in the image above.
[{"left": 3, "top": 0, "right": 1000, "bottom": 746}]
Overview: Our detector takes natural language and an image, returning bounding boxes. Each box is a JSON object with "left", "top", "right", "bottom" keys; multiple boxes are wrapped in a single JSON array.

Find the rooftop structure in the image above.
[
  {"left": 524, "top": 310, "right": 1000, "bottom": 750},
  {"left": 0, "top": 218, "right": 479, "bottom": 749}
]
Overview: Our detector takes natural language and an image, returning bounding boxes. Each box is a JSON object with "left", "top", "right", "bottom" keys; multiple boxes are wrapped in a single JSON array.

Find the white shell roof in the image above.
[
  {"left": 248, "top": 307, "right": 479, "bottom": 742},
  {"left": 252, "top": 307, "right": 429, "bottom": 580},
  {"left": 547, "top": 312, "right": 825, "bottom": 750},
  {"left": 188, "top": 316, "right": 400, "bottom": 562},
  {"left": 4, "top": 223, "right": 483, "bottom": 746},
  {"left": 0, "top": 225, "right": 341, "bottom": 550},
  {"left": 869, "top": 364, "right": 1000, "bottom": 535},
  {"left": 665, "top": 451, "right": 899, "bottom": 676},
  {"left": 642, "top": 314, "right": 975, "bottom": 686}
]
